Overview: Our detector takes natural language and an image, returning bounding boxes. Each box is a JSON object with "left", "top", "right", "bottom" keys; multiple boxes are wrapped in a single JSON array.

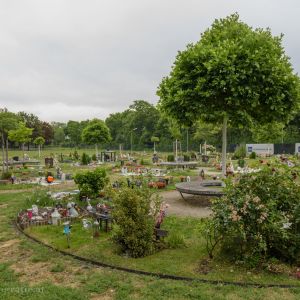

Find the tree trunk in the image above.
[
  {"left": 175, "top": 139, "right": 178, "bottom": 161},
  {"left": 38, "top": 145, "right": 41, "bottom": 158},
  {"left": 22, "top": 143, "right": 25, "bottom": 159},
  {"left": 186, "top": 129, "right": 189, "bottom": 152},
  {"left": 154, "top": 142, "right": 156, "bottom": 153},
  {"left": 222, "top": 115, "right": 228, "bottom": 177},
  {"left": 1, "top": 132, "right": 4, "bottom": 174},
  {"left": 5, "top": 138, "right": 9, "bottom": 172}
]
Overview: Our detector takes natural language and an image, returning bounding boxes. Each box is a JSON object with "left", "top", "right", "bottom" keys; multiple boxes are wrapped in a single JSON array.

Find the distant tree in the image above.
[
  {"left": 18, "top": 112, "right": 42, "bottom": 150},
  {"left": 8, "top": 123, "right": 33, "bottom": 158},
  {"left": 128, "top": 100, "right": 160, "bottom": 149},
  {"left": 81, "top": 119, "right": 111, "bottom": 159},
  {"left": 158, "top": 14, "right": 300, "bottom": 175},
  {"left": 33, "top": 136, "right": 45, "bottom": 158},
  {"left": 0, "top": 109, "right": 19, "bottom": 172},
  {"left": 250, "top": 122, "right": 284, "bottom": 143},
  {"left": 65, "top": 120, "right": 84, "bottom": 146},
  {"left": 41, "top": 121, "right": 54, "bottom": 145},
  {"left": 52, "top": 123, "right": 66, "bottom": 146}
]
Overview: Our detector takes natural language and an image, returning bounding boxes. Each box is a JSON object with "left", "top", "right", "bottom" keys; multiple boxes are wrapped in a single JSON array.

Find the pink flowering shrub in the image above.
[{"left": 205, "top": 166, "right": 300, "bottom": 265}]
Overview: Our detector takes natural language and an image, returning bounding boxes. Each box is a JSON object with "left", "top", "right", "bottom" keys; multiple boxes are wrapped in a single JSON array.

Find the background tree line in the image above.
[{"left": 2, "top": 100, "right": 300, "bottom": 153}]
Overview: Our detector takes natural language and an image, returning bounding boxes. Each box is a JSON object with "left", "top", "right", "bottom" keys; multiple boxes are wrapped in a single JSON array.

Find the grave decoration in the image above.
[{"left": 63, "top": 222, "right": 71, "bottom": 248}]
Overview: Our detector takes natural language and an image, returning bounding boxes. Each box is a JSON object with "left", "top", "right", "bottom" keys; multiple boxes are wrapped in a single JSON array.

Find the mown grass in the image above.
[
  {"left": 26, "top": 216, "right": 300, "bottom": 286},
  {"left": 1, "top": 188, "right": 300, "bottom": 299}
]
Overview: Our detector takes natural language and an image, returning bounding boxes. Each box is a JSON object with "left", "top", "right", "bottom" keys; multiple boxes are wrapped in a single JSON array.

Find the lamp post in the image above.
[{"left": 130, "top": 128, "right": 137, "bottom": 156}]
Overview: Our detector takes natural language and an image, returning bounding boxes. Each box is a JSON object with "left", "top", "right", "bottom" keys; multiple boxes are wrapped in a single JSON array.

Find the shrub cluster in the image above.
[
  {"left": 74, "top": 168, "right": 108, "bottom": 198},
  {"left": 205, "top": 166, "right": 300, "bottom": 265},
  {"left": 111, "top": 187, "right": 161, "bottom": 258},
  {"left": 232, "top": 144, "right": 246, "bottom": 160},
  {"left": 167, "top": 154, "right": 175, "bottom": 162}
]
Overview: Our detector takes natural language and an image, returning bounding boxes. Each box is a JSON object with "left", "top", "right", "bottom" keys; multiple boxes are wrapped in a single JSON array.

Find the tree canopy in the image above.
[
  {"left": 157, "top": 13, "right": 300, "bottom": 174},
  {"left": 82, "top": 119, "right": 111, "bottom": 146},
  {"left": 157, "top": 13, "right": 300, "bottom": 128}
]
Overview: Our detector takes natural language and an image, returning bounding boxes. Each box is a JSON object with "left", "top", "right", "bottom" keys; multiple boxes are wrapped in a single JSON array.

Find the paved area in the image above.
[{"left": 160, "top": 190, "right": 212, "bottom": 218}]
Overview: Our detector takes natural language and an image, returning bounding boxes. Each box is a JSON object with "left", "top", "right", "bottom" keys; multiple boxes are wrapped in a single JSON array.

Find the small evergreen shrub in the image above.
[
  {"left": 249, "top": 151, "right": 257, "bottom": 159},
  {"left": 237, "top": 159, "right": 245, "bottom": 168},
  {"left": 73, "top": 150, "right": 79, "bottom": 160},
  {"left": 232, "top": 144, "right": 246, "bottom": 159},
  {"left": 183, "top": 154, "right": 190, "bottom": 162},
  {"left": 92, "top": 154, "right": 97, "bottom": 161},
  {"left": 167, "top": 154, "right": 175, "bottom": 162},
  {"left": 81, "top": 152, "right": 91, "bottom": 165}
]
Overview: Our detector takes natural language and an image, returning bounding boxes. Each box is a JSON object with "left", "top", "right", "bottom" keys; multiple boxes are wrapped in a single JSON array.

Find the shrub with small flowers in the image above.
[{"left": 205, "top": 165, "right": 300, "bottom": 266}]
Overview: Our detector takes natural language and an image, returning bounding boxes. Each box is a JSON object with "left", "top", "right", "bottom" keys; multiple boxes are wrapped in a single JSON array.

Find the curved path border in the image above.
[{"left": 14, "top": 220, "right": 300, "bottom": 289}]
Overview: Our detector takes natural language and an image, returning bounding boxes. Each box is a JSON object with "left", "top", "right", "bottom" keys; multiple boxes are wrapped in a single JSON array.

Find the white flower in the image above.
[{"left": 282, "top": 222, "right": 292, "bottom": 229}]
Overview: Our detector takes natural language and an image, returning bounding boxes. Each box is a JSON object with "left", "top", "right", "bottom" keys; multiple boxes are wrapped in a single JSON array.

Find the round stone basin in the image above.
[{"left": 175, "top": 180, "right": 225, "bottom": 197}]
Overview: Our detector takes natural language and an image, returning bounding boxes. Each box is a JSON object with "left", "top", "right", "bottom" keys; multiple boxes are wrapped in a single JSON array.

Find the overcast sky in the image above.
[{"left": 0, "top": 0, "right": 299, "bottom": 122}]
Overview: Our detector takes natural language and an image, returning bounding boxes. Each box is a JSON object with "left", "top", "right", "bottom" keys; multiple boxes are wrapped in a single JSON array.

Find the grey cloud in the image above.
[{"left": 0, "top": 0, "right": 299, "bottom": 121}]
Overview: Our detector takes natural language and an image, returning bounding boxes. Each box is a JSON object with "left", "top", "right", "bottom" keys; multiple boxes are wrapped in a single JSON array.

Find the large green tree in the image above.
[
  {"left": 18, "top": 112, "right": 42, "bottom": 150},
  {"left": 8, "top": 123, "right": 33, "bottom": 158},
  {"left": 82, "top": 119, "right": 111, "bottom": 159},
  {"left": 157, "top": 14, "right": 300, "bottom": 175}
]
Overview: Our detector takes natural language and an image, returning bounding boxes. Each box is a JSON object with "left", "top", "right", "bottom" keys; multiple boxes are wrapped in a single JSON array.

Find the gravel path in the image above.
[{"left": 159, "top": 190, "right": 212, "bottom": 218}]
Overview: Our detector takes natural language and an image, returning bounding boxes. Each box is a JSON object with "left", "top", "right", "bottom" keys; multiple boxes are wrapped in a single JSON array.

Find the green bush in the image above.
[
  {"left": 237, "top": 159, "right": 245, "bottom": 168},
  {"left": 92, "top": 154, "right": 97, "bottom": 161},
  {"left": 111, "top": 187, "right": 161, "bottom": 258},
  {"left": 73, "top": 150, "right": 79, "bottom": 160},
  {"left": 232, "top": 144, "right": 246, "bottom": 159},
  {"left": 249, "top": 151, "right": 257, "bottom": 159},
  {"left": 183, "top": 154, "right": 190, "bottom": 162},
  {"left": 81, "top": 152, "right": 91, "bottom": 165},
  {"left": 205, "top": 166, "right": 300, "bottom": 265},
  {"left": 167, "top": 154, "right": 175, "bottom": 162},
  {"left": 74, "top": 168, "right": 108, "bottom": 198},
  {"left": 1, "top": 172, "right": 12, "bottom": 180}
]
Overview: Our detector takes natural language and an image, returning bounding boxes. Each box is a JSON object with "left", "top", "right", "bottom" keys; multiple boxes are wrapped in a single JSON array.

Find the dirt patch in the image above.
[
  {"left": 11, "top": 259, "right": 88, "bottom": 288},
  {"left": 0, "top": 238, "right": 21, "bottom": 263},
  {"left": 160, "top": 190, "right": 212, "bottom": 218},
  {"left": 90, "top": 291, "right": 114, "bottom": 300},
  {"left": 0, "top": 238, "right": 19, "bottom": 249},
  {"left": 196, "top": 258, "right": 213, "bottom": 275}
]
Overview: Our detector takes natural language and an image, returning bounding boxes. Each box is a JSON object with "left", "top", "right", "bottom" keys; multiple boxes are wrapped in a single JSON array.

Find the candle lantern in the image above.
[
  {"left": 93, "top": 220, "right": 100, "bottom": 238},
  {"left": 51, "top": 208, "right": 61, "bottom": 225}
]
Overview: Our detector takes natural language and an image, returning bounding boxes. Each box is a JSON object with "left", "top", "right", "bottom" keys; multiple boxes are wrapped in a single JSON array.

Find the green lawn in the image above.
[
  {"left": 25, "top": 216, "right": 300, "bottom": 287},
  {"left": 1, "top": 183, "right": 300, "bottom": 298}
]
